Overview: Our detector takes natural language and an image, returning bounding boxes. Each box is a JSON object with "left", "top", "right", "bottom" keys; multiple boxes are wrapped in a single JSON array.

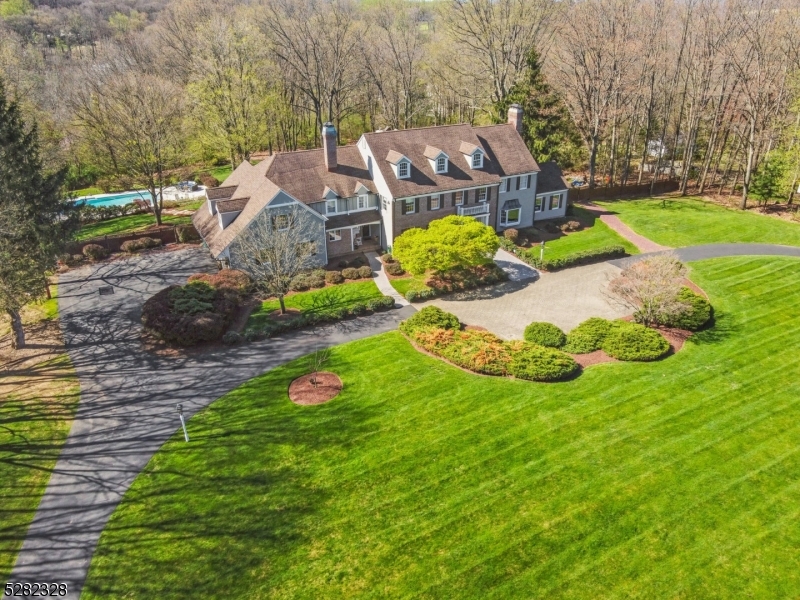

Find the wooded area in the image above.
[{"left": 1, "top": 0, "right": 799, "bottom": 206}]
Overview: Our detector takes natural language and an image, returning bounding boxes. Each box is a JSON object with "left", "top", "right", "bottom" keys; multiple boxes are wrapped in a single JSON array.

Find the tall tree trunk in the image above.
[
  {"left": 588, "top": 135, "right": 599, "bottom": 189},
  {"left": 741, "top": 116, "right": 757, "bottom": 209},
  {"left": 278, "top": 294, "right": 286, "bottom": 314},
  {"left": 8, "top": 309, "right": 24, "bottom": 350}
]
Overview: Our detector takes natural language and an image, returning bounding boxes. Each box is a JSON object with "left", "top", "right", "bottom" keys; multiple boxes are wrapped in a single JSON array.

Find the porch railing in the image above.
[{"left": 458, "top": 203, "right": 490, "bottom": 217}]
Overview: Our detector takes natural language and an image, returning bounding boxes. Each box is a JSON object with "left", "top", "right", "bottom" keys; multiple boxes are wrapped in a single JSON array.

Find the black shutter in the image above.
[
  {"left": 527, "top": 174, "right": 532, "bottom": 189},
  {"left": 449, "top": 193, "right": 455, "bottom": 207},
  {"left": 426, "top": 196, "right": 432, "bottom": 211},
  {"left": 401, "top": 200, "right": 407, "bottom": 215},
  {"left": 414, "top": 198, "right": 419, "bottom": 213}
]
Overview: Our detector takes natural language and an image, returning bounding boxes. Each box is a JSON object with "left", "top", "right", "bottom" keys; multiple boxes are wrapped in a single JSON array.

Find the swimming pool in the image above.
[{"left": 73, "top": 191, "right": 153, "bottom": 208}]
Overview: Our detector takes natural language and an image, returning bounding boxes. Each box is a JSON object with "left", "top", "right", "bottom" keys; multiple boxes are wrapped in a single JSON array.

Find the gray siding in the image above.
[{"left": 497, "top": 172, "right": 537, "bottom": 229}]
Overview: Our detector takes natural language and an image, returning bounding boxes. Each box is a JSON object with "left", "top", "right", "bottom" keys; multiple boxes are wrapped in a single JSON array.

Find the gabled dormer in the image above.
[
  {"left": 386, "top": 150, "right": 412, "bottom": 179},
  {"left": 459, "top": 142, "right": 485, "bottom": 170},
  {"left": 323, "top": 186, "right": 339, "bottom": 215},
  {"left": 423, "top": 146, "right": 449, "bottom": 174}
]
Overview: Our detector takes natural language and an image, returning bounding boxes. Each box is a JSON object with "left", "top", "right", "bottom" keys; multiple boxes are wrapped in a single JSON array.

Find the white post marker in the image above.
[
  {"left": 176, "top": 403, "right": 189, "bottom": 442},
  {"left": 540, "top": 240, "right": 545, "bottom": 262}
]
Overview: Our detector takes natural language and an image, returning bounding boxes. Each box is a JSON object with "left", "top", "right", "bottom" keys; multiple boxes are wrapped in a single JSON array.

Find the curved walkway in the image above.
[
  {"left": 8, "top": 247, "right": 414, "bottom": 599},
  {"left": 581, "top": 203, "right": 671, "bottom": 253}
]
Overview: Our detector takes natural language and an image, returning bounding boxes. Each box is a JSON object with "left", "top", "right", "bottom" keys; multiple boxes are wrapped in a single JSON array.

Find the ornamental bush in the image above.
[
  {"left": 187, "top": 270, "right": 251, "bottom": 295},
  {"left": 120, "top": 237, "right": 161, "bottom": 253},
  {"left": 307, "top": 270, "right": 326, "bottom": 289},
  {"left": 342, "top": 267, "right": 359, "bottom": 280},
  {"left": 426, "top": 263, "right": 507, "bottom": 294},
  {"left": 176, "top": 224, "right": 201, "bottom": 243},
  {"left": 601, "top": 321, "right": 670, "bottom": 361},
  {"left": 385, "top": 262, "right": 405, "bottom": 276},
  {"left": 523, "top": 245, "right": 627, "bottom": 271},
  {"left": 357, "top": 265, "right": 373, "bottom": 279},
  {"left": 506, "top": 342, "right": 580, "bottom": 381},
  {"left": 349, "top": 302, "right": 367, "bottom": 316},
  {"left": 289, "top": 274, "right": 310, "bottom": 291},
  {"left": 82, "top": 244, "right": 108, "bottom": 261},
  {"left": 562, "top": 317, "right": 614, "bottom": 354},
  {"left": 523, "top": 322, "right": 566, "bottom": 348},
  {"left": 325, "top": 270, "right": 344, "bottom": 284},
  {"left": 399, "top": 305, "right": 461, "bottom": 335},
  {"left": 503, "top": 228, "right": 519, "bottom": 242},
  {"left": 661, "top": 287, "right": 713, "bottom": 331}
]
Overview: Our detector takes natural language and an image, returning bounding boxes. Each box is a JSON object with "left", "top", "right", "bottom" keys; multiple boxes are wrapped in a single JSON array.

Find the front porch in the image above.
[{"left": 326, "top": 218, "right": 382, "bottom": 263}]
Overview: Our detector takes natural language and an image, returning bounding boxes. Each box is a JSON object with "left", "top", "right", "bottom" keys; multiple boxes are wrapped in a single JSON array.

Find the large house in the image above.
[{"left": 192, "top": 105, "right": 569, "bottom": 268}]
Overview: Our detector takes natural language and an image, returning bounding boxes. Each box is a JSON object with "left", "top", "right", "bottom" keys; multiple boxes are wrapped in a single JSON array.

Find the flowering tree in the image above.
[{"left": 393, "top": 216, "right": 500, "bottom": 275}]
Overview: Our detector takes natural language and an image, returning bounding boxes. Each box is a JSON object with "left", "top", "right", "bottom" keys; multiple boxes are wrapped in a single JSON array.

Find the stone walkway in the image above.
[
  {"left": 494, "top": 248, "right": 539, "bottom": 281},
  {"left": 366, "top": 251, "right": 409, "bottom": 306},
  {"left": 581, "top": 203, "right": 671, "bottom": 253}
]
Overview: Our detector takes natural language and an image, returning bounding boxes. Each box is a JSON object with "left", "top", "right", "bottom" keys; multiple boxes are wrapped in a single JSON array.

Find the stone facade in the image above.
[{"left": 326, "top": 227, "right": 353, "bottom": 257}]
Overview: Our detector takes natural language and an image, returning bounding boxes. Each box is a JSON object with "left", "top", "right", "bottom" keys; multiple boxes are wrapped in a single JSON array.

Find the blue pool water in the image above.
[{"left": 74, "top": 191, "right": 153, "bottom": 208}]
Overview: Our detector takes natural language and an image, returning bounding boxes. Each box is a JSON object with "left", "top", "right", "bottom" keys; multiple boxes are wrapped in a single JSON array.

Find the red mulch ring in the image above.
[
  {"left": 269, "top": 307, "right": 301, "bottom": 320},
  {"left": 570, "top": 349, "right": 617, "bottom": 368},
  {"left": 656, "top": 327, "right": 693, "bottom": 353},
  {"left": 289, "top": 372, "right": 343, "bottom": 405}
]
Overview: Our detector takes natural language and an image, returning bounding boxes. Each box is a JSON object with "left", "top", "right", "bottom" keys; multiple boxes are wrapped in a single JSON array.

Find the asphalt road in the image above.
[
  {"left": 609, "top": 243, "right": 800, "bottom": 268},
  {"left": 7, "top": 247, "right": 414, "bottom": 599}
]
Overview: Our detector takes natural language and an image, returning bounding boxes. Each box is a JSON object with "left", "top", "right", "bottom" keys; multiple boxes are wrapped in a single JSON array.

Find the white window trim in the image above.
[
  {"left": 477, "top": 187, "right": 488, "bottom": 202},
  {"left": 454, "top": 191, "right": 464, "bottom": 206},
  {"left": 404, "top": 198, "right": 416, "bottom": 214},
  {"left": 431, "top": 195, "right": 441, "bottom": 210},
  {"left": 472, "top": 153, "right": 483, "bottom": 169},
  {"left": 398, "top": 160, "right": 410, "bottom": 178},
  {"left": 436, "top": 156, "right": 448, "bottom": 174},
  {"left": 326, "top": 200, "right": 337, "bottom": 215},
  {"left": 535, "top": 197, "right": 544, "bottom": 212},
  {"left": 328, "top": 229, "right": 342, "bottom": 242},
  {"left": 501, "top": 208, "right": 521, "bottom": 226},
  {"left": 500, "top": 179, "right": 507, "bottom": 193},
  {"left": 550, "top": 194, "right": 562, "bottom": 210},
  {"left": 520, "top": 175, "right": 528, "bottom": 190},
  {"left": 357, "top": 194, "right": 368, "bottom": 209}
]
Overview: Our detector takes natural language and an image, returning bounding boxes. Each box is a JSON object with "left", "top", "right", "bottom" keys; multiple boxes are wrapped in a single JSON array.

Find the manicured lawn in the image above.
[
  {"left": 388, "top": 272, "right": 430, "bottom": 296},
  {"left": 247, "top": 280, "right": 384, "bottom": 329},
  {"left": 76, "top": 213, "right": 193, "bottom": 241},
  {"left": 70, "top": 186, "right": 103, "bottom": 197},
  {"left": 208, "top": 165, "right": 233, "bottom": 183},
  {"left": 0, "top": 355, "right": 80, "bottom": 581},
  {"left": 84, "top": 256, "right": 800, "bottom": 599},
  {"left": 598, "top": 196, "right": 800, "bottom": 248},
  {"left": 539, "top": 207, "right": 639, "bottom": 260}
]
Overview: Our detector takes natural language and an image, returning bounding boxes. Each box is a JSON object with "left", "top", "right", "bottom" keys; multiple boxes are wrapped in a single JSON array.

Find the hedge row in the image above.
[
  {"left": 120, "top": 237, "right": 161, "bottom": 253},
  {"left": 405, "top": 264, "right": 507, "bottom": 302},
  {"left": 401, "top": 307, "right": 579, "bottom": 382},
  {"left": 563, "top": 317, "right": 670, "bottom": 361},
  {"left": 243, "top": 295, "right": 396, "bottom": 341},
  {"left": 290, "top": 266, "right": 373, "bottom": 292},
  {"left": 523, "top": 245, "right": 628, "bottom": 271}
]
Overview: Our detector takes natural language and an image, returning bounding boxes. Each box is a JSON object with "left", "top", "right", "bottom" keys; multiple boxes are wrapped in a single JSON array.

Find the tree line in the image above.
[{"left": 1, "top": 0, "right": 799, "bottom": 209}]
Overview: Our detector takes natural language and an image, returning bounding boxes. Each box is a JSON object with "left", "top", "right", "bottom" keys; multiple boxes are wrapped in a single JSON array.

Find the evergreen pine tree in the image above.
[
  {"left": 495, "top": 49, "right": 584, "bottom": 168},
  {"left": 0, "top": 78, "right": 78, "bottom": 349}
]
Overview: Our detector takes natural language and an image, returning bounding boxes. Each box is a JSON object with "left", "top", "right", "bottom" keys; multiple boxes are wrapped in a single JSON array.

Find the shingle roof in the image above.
[
  {"left": 325, "top": 210, "right": 382, "bottom": 230},
  {"left": 385, "top": 150, "right": 407, "bottom": 165},
  {"left": 265, "top": 146, "right": 376, "bottom": 202},
  {"left": 363, "top": 124, "right": 502, "bottom": 198},
  {"left": 535, "top": 161, "right": 569, "bottom": 195},
  {"left": 216, "top": 197, "right": 249, "bottom": 213},
  {"left": 206, "top": 186, "right": 237, "bottom": 200},
  {"left": 423, "top": 145, "right": 446, "bottom": 160},
  {"left": 474, "top": 124, "right": 540, "bottom": 177},
  {"left": 459, "top": 141, "right": 481, "bottom": 155}
]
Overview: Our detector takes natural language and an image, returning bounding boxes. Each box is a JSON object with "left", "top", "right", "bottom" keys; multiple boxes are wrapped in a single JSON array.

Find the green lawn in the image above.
[
  {"left": 598, "top": 196, "right": 800, "bottom": 248},
  {"left": 69, "top": 186, "right": 103, "bottom": 197},
  {"left": 84, "top": 255, "right": 800, "bottom": 599},
  {"left": 388, "top": 272, "right": 430, "bottom": 296},
  {"left": 539, "top": 207, "right": 639, "bottom": 260},
  {"left": 247, "top": 280, "right": 384, "bottom": 329},
  {"left": 76, "top": 213, "right": 193, "bottom": 241},
  {"left": 0, "top": 357, "right": 80, "bottom": 581},
  {"left": 208, "top": 165, "right": 233, "bottom": 183}
]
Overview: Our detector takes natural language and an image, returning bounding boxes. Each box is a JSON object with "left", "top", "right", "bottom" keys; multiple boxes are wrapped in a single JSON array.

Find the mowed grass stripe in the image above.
[{"left": 83, "top": 256, "right": 800, "bottom": 599}]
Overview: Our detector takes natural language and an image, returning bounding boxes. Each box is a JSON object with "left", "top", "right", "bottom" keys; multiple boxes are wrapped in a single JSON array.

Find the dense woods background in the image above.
[{"left": 1, "top": 0, "right": 799, "bottom": 206}]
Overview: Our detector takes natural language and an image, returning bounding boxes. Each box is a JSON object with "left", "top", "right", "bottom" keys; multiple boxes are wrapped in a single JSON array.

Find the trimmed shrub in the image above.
[
  {"left": 426, "top": 264, "right": 507, "bottom": 295},
  {"left": 289, "top": 274, "right": 310, "bottom": 291},
  {"left": 349, "top": 302, "right": 367, "bottom": 316},
  {"left": 385, "top": 262, "right": 405, "bottom": 276},
  {"left": 120, "top": 237, "right": 161, "bottom": 254},
  {"left": 176, "top": 224, "right": 201, "bottom": 243},
  {"left": 187, "top": 270, "right": 251, "bottom": 296},
  {"left": 523, "top": 322, "right": 566, "bottom": 348},
  {"left": 399, "top": 306, "right": 460, "bottom": 335},
  {"left": 405, "top": 288, "right": 438, "bottom": 302},
  {"left": 563, "top": 317, "right": 614, "bottom": 354},
  {"left": 223, "top": 331, "right": 242, "bottom": 345},
  {"left": 307, "top": 272, "right": 326, "bottom": 289},
  {"left": 342, "top": 267, "right": 359, "bottom": 280},
  {"left": 662, "top": 287, "right": 713, "bottom": 331},
  {"left": 367, "top": 296, "right": 396, "bottom": 311},
  {"left": 506, "top": 342, "right": 580, "bottom": 381},
  {"left": 82, "top": 244, "right": 108, "bottom": 261},
  {"left": 601, "top": 321, "right": 670, "bottom": 361},
  {"left": 503, "top": 228, "right": 519, "bottom": 242},
  {"left": 325, "top": 270, "right": 344, "bottom": 284},
  {"left": 357, "top": 265, "right": 373, "bottom": 279},
  {"left": 169, "top": 281, "right": 216, "bottom": 315},
  {"left": 559, "top": 220, "right": 581, "bottom": 232},
  {"left": 198, "top": 174, "right": 220, "bottom": 188},
  {"left": 350, "top": 256, "right": 366, "bottom": 267},
  {"left": 71, "top": 254, "right": 85, "bottom": 264},
  {"left": 522, "top": 245, "right": 627, "bottom": 271},
  {"left": 337, "top": 260, "right": 348, "bottom": 268},
  {"left": 383, "top": 253, "right": 395, "bottom": 263}
]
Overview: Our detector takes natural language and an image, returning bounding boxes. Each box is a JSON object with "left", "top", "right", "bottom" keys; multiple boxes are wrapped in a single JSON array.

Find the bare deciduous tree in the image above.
[
  {"left": 307, "top": 345, "right": 331, "bottom": 388},
  {"left": 609, "top": 253, "right": 689, "bottom": 326},
  {"left": 229, "top": 206, "right": 321, "bottom": 314}
]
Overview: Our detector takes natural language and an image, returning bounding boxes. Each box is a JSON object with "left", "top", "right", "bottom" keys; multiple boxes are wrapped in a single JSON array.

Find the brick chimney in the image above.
[
  {"left": 322, "top": 122, "right": 337, "bottom": 171},
  {"left": 508, "top": 104, "right": 523, "bottom": 134}
]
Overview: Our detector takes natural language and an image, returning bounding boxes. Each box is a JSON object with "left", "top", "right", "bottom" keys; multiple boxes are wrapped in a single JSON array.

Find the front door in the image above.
[{"left": 361, "top": 224, "right": 372, "bottom": 239}]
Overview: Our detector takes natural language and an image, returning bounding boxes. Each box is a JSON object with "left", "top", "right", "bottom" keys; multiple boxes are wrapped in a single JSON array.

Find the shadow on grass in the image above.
[{"left": 687, "top": 310, "right": 739, "bottom": 346}]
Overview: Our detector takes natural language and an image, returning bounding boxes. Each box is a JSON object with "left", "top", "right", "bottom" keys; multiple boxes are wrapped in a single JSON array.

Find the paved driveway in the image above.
[
  {"left": 423, "top": 261, "right": 627, "bottom": 338},
  {"left": 9, "top": 246, "right": 414, "bottom": 599}
]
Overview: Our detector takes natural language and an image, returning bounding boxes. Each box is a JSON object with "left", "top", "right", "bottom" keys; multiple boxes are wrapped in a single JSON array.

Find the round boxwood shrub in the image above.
[
  {"left": 356, "top": 265, "right": 373, "bottom": 279},
  {"left": 383, "top": 253, "right": 395, "bottom": 263},
  {"left": 400, "top": 305, "right": 460, "bottom": 335},
  {"left": 385, "top": 262, "right": 405, "bottom": 276},
  {"left": 341, "top": 267, "right": 359, "bottom": 280},
  {"left": 289, "top": 274, "right": 310, "bottom": 291},
  {"left": 349, "top": 302, "right": 367, "bottom": 316},
  {"left": 601, "top": 321, "right": 670, "bottom": 361},
  {"left": 82, "top": 244, "right": 108, "bottom": 261},
  {"left": 562, "top": 317, "right": 613, "bottom": 354},
  {"left": 663, "top": 287, "right": 712, "bottom": 331},
  {"left": 222, "top": 331, "right": 242, "bottom": 345},
  {"left": 325, "top": 270, "right": 344, "bottom": 285},
  {"left": 523, "top": 322, "right": 566, "bottom": 348},
  {"left": 503, "top": 228, "right": 519, "bottom": 242},
  {"left": 120, "top": 237, "right": 161, "bottom": 254},
  {"left": 506, "top": 343, "right": 579, "bottom": 382},
  {"left": 307, "top": 270, "right": 326, "bottom": 289}
]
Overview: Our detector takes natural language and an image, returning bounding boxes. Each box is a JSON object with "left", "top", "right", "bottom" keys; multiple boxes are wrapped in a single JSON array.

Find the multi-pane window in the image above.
[
  {"left": 472, "top": 153, "right": 482, "bottom": 168},
  {"left": 501, "top": 208, "right": 521, "bottom": 225},
  {"left": 328, "top": 229, "right": 342, "bottom": 242},
  {"left": 520, "top": 175, "right": 528, "bottom": 190},
  {"left": 436, "top": 156, "right": 447, "bottom": 173},
  {"left": 404, "top": 198, "right": 416, "bottom": 214},
  {"left": 430, "top": 195, "right": 440, "bottom": 210},
  {"left": 398, "top": 161, "right": 409, "bottom": 178},
  {"left": 477, "top": 187, "right": 488, "bottom": 202},
  {"left": 535, "top": 197, "right": 543, "bottom": 212},
  {"left": 550, "top": 194, "right": 562, "bottom": 210},
  {"left": 357, "top": 194, "right": 368, "bottom": 209},
  {"left": 272, "top": 214, "right": 290, "bottom": 230},
  {"left": 454, "top": 191, "right": 464, "bottom": 205},
  {"left": 326, "top": 200, "right": 337, "bottom": 214}
]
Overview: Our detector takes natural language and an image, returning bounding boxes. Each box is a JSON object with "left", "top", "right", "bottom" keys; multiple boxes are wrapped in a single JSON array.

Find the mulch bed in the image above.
[
  {"left": 570, "top": 349, "right": 617, "bottom": 368},
  {"left": 289, "top": 371, "right": 342, "bottom": 405}
]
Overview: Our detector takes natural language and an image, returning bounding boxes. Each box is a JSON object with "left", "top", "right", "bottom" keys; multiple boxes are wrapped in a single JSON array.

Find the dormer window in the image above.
[
  {"left": 459, "top": 141, "right": 484, "bottom": 170},
  {"left": 472, "top": 153, "right": 483, "bottom": 169},
  {"left": 326, "top": 200, "right": 337, "bottom": 214},
  {"left": 398, "top": 160, "right": 409, "bottom": 178},
  {"left": 357, "top": 194, "right": 368, "bottom": 209},
  {"left": 436, "top": 156, "right": 447, "bottom": 173}
]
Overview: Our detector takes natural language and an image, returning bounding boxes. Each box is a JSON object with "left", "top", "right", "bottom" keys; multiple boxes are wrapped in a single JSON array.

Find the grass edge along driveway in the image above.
[
  {"left": 84, "top": 255, "right": 800, "bottom": 599},
  {"left": 598, "top": 196, "right": 800, "bottom": 248}
]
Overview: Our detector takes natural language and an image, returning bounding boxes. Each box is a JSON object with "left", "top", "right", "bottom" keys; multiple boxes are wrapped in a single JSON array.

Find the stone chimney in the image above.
[
  {"left": 322, "top": 122, "right": 337, "bottom": 171},
  {"left": 508, "top": 104, "right": 523, "bottom": 134}
]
